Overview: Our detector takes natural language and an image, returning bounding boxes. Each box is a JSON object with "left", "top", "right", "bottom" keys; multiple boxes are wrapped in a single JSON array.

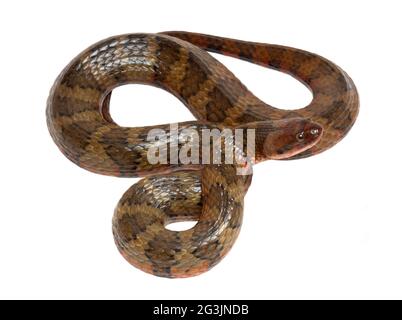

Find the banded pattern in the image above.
[{"left": 46, "top": 32, "right": 358, "bottom": 277}]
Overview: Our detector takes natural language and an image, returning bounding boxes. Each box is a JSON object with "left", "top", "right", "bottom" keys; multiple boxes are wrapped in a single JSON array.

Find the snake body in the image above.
[{"left": 46, "top": 32, "right": 358, "bottom": 278}]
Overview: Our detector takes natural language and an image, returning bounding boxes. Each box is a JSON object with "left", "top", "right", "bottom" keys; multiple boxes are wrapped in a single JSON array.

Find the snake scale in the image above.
[{"left": 46, "top": 32, "right": 359, "bottom": 278}]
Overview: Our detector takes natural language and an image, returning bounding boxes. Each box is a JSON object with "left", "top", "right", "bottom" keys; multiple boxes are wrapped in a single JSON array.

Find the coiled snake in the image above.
[{"left": 46, "top": 32, "right": 359, "bottom": 278}]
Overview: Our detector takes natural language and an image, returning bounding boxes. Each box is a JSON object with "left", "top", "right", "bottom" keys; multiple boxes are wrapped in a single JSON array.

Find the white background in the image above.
[{"left": 0, "top": 0, "right": 401, "bottom": 299}]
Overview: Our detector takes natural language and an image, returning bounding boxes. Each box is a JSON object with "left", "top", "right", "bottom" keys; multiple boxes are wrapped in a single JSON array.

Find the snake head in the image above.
[{"left": 262, "top": 118, "right": 323, "bottom": 160}]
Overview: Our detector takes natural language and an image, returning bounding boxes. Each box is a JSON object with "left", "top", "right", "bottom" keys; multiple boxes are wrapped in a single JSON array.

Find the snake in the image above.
[{"left": 46, "top": 32, "right": 359, "bottom": 278}]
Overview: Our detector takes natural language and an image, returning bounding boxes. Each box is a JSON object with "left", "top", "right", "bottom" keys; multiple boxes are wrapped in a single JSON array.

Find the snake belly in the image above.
[{"left": 46, "top": 32, "right": 359, "bottom": 278}]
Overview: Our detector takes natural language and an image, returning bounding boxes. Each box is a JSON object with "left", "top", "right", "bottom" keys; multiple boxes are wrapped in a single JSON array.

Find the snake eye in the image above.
[
  {"left": 296, "top": 132, "right": 305, "bottom": 141},
  {"left": 310, "top": 128, "right": 319, "bottom": 136}
]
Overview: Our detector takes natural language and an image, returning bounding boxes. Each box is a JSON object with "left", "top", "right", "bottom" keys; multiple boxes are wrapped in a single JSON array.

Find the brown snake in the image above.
[{"left": 46, "top": 32, "right": 359, "bottom": 278}]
